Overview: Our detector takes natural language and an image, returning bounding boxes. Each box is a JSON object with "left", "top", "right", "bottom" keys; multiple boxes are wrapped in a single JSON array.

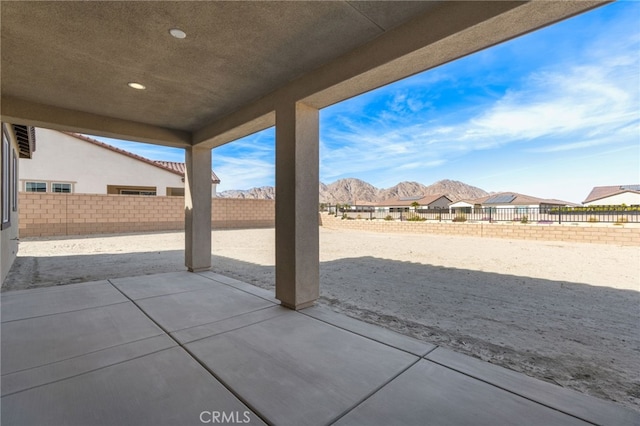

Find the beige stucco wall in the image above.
[
  {"left": 19, "top": 128, "right": 216, "bottom": 196},
  {"left": 19, "top": 193, "right": 274, "bottom": 237},
  {"left": 584, "top": 192, "right": 640, "bottom": 206},
  {"left": 1, "top": 125, "right": 21, "bottom": 284}
]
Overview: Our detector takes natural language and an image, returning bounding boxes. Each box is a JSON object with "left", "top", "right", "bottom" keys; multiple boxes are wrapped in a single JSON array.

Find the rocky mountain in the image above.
[
  {"left": 319, "top": 178, "right": 379, "bottom": 204},
  {"left": 420, "top": 179, "right": 488, "bottom": 202},
  {"left": 218, "top": 178, "right": 488, "bottom": 203},
  {"left": 217, "top": 186, "right": 276, "bottom": 200},
  {"left": 377, "top": 181, "right": 431, "bottom": 201}
]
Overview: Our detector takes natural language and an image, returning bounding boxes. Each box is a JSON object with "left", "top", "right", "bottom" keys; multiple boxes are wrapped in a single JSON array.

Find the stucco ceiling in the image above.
[
  {"left": 1, "top": 2, "right": 439, "bottom": 131},
  {"left": 0, "top": 1, "right": 606, "bottom": 147}
]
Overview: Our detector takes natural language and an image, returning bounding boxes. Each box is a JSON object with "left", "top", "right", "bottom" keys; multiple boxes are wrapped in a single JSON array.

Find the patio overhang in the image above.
[
  {"left": 0, "top": 1, "right": 608, "bottom": 308},
  {"left": 1, "top": 1, "right": 606, "bottom": 147}
]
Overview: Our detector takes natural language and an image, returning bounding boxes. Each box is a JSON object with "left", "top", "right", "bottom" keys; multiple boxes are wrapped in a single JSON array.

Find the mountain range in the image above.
[{"left": 217, "top": 178, "right": 488, "bottom": 203}]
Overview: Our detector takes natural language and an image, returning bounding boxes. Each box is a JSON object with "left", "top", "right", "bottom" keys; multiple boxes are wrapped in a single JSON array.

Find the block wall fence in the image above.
[
  {"left": 319, "top": 214, "right": 639, "bottom": 246},
  {"left": 18, "top": 193, "right": 640, "bottom": 245},
  {"left": 19, "top": 193, "right": 275, "bottom": 237}
]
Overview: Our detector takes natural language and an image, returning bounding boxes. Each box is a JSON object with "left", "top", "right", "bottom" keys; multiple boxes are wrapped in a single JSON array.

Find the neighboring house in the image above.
[
  {"left": 582, "top": 185, "right": 640, "bottom": 206},
  {"left": 449, "top": 192, "right": 575, "bottom": 214},
  {"left": 340, "top": 201, "right": 376, "bottom": 213},
  {"left": 375, "top": 194, "right": 452, "bottom": 213},
  {"left": 1, "top": 124, "right": 34, "bottom": 284},
  {"left": 19, "top": 128, "right": 220, "bottom": 197}
]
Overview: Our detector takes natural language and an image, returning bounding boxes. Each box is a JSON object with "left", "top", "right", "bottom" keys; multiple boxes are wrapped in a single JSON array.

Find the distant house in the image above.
[
  {"left": 449, "top": 192, "right": 575, "bottom": 214},
  {"left": 340, "top": 201, "right": 376, "bottom": 213},
  {"left": 375, "top": 194, "right": 451, "bottom": 213},
  {"left": 19, "top": 129, "right": 220, "bottom": 197},
  {"left": 582, "top": 185, "right": 640, "bottom": 206}
]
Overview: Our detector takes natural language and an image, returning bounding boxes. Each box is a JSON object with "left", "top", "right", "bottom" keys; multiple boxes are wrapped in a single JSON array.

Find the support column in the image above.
[
  {"left": 275, "top": 102, "right": 319, "bottom": 310},
  {"left": 185, "top": 146, "right": 212, "bottom": 272}
]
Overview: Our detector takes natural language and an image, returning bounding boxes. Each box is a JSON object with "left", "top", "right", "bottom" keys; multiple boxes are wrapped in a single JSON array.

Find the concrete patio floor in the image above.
[{"left": 1, "top": 272, "right": 637, "bottom": 426}]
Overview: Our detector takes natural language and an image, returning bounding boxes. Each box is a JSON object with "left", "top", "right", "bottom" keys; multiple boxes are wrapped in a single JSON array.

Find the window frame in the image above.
[
  {"left": 12, "top": 150, "right": 18, "bottom": 211},
  {"left": 1, "top": 127, "right": 10, "bottom": 229},
  {"left": 25, "top": 181, "right": 48, "bottom": 193},
  {"left": 51, "top": 182, "right": 72, "bottom": 193},
  {"left": 120, "top": 189, "right": 156, "bottom": 196}
]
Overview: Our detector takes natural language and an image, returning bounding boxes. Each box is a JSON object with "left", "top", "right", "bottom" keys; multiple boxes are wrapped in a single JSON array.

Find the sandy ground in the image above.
[{"left": 4, "top": 228, "right": 639, "bottom": 411}]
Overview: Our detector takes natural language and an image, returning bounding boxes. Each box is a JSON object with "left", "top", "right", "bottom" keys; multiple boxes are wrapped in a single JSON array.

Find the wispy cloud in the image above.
[
  {"left": 213, "top": 130, "right": 275, "bottom": 191},
  {"left": 319, "top": 18, "right": 639, "bottom": 189}
]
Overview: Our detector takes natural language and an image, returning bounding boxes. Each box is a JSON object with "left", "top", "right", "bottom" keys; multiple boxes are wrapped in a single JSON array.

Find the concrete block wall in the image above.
[
  {"left": 19, "top": 193, "right": 275, "bottom": 237},
  {"left": 319, "top": 214, "right": 640, "bottom": 246},
  {"left": 212, "top": 198, "right": 275, "bottom": 229}
]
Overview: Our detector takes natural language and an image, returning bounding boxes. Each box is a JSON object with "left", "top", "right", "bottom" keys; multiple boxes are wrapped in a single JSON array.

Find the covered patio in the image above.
[
  {"left": 2, "top": 1, "right": 637, "bottom": 424},
  {"left": 1, "top": 0, "right": 611, "bottom": 310},
  {"left": 2, "top": 271, "right": 636, "bottom": 425}
]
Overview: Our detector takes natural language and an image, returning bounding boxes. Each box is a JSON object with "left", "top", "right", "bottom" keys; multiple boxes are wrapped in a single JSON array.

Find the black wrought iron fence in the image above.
[{"left": 324, "top": 206, "right": 639, "bottom": 224}]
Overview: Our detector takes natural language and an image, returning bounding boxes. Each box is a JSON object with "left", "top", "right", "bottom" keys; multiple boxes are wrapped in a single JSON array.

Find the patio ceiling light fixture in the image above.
[
  {"left": 169, "top": 28, "right": 186, "bottom": 39},
  {"left": 127, "top": 82, "right": 146, "bottom": 90}
]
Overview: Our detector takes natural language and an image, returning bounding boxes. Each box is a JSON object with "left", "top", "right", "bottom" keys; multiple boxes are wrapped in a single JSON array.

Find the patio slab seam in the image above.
[
  {"left": 106, "top": 279, "right": 273, "bottom": 426},
  {"left": 326, "top": 357, "right": 423, "bottom": 425},
  {"left": 196, "top": 271, "right": 279, "bottom": 304},
  {"left": 0, "top": 300, "right": 130, "bottom": 324},
  {"left": 422, "top": 357, "right": 599, "bottom": 426},
  {"left": 298, "top": 308, "right": 438, "bottom": 358},
  {"left": 1, "top": 332, "right": 169, "bottom": 379},
  {"left": 113, "top": 284, "right": 228, "bottom": 302},
  {"left": 171, "top": 305, "right": 289, "bottom": 345},
  {"left": 170, "top": 305, "right": 282, "bottom": 335},
  {"left": 1, "top": 336, "right": 177, "bottom": 398}
]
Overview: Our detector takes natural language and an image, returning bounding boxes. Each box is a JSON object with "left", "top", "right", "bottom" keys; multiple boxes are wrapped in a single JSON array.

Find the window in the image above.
[
  {"left": 51, "top": 183, "right": 72, "bottom": 193},
  {"left": 107, "top": 185, "right": 157, "bottom": 196},
  {"left": 167, "top": 187, "right": 185, "bottom": 196},
  {"left": 1, "top": 128, "right": 9, "bottom": 227},
  {"left": 120, "top": 190, "right": 156, "bottom": 196},
  {"left": 25, "top": 182, "right": 47, "bottom": 192},
  {"left": 12, "top": 151, "right": 18, "bottom": 211}
]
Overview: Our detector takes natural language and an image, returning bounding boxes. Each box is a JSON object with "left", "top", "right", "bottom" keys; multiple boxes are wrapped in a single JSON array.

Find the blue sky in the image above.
[{"left": 94, "top": 2, "right": 639, "bottom": 203}]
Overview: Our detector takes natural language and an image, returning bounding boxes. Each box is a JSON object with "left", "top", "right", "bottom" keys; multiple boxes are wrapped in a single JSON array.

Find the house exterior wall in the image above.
[
  {"left": 19, "top": 129, "right": 216, "bottom": 196},
  {"left": 19, "top": 193, "right": 274, "bottom": 237},
  {"left": 1, "top": 125, "right": 21, "bottom": 284},
  {"left": 424, "top": 197, "right": 450, "bottom": 209},
  {"left": 483, "top": 204, "right": 540, "bottom": 210},
  {"left": 584, "top": 192, "right": 640, "bottom": 206},
  {"left": 449, "top": 201, "right": 473, "bottom": 214}
]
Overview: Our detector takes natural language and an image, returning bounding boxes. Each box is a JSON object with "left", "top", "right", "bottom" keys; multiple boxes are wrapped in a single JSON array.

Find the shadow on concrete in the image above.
[{"left": 4, "top": 250, "right": 639, "bottom": 411}]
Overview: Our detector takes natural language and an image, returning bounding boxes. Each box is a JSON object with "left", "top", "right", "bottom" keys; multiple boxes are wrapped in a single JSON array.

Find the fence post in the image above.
[
  {"left": 488, "top": 208, "right": 492, "bottom": 223},
  {"left": 558, "top": 208, "right": 562, "bottom": 224}
]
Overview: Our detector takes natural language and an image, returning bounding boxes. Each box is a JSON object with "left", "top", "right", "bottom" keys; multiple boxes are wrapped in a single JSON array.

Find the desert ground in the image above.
[{"left": 4, "top": 227, "right": 639, "bottom": 411}]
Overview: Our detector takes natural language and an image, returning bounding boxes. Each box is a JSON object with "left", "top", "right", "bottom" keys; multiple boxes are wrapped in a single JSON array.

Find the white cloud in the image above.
[
  {"left": 213, "top": 155, "right": 274, "bottom": 191},
  {"left": 319, "top": 42, "right": 639, "bottom": 187},
  {"left": 211, "top": 129, "right": 276, "bottom": 191}
]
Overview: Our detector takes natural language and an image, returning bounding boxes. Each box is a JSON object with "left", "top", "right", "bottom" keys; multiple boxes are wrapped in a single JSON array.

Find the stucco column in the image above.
[
  {"left": 185, "top": 146, "right": 212, "bottom": 272},
  {"left": 275, "top": 102, "right": 319, "bottom": 310}
]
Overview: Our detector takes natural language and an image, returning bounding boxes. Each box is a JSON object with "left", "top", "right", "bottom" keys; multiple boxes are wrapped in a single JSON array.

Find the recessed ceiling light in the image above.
[
  {"left": 127, "top": 82, "right": 146, "bottom": 90},
  {"left": 169, "top": 28, "right": 186, "bottom": 39}
]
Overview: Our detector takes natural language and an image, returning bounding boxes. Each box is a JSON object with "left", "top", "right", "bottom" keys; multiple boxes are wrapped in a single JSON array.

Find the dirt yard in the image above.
[{"left": 4, "top": 227, "right": 639, "bottom": 412}]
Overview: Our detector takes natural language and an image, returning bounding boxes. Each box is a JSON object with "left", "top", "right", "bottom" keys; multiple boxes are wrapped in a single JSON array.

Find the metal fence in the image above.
[{"left": 322, "top": 206, "right": 639, "bottom": 224}]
